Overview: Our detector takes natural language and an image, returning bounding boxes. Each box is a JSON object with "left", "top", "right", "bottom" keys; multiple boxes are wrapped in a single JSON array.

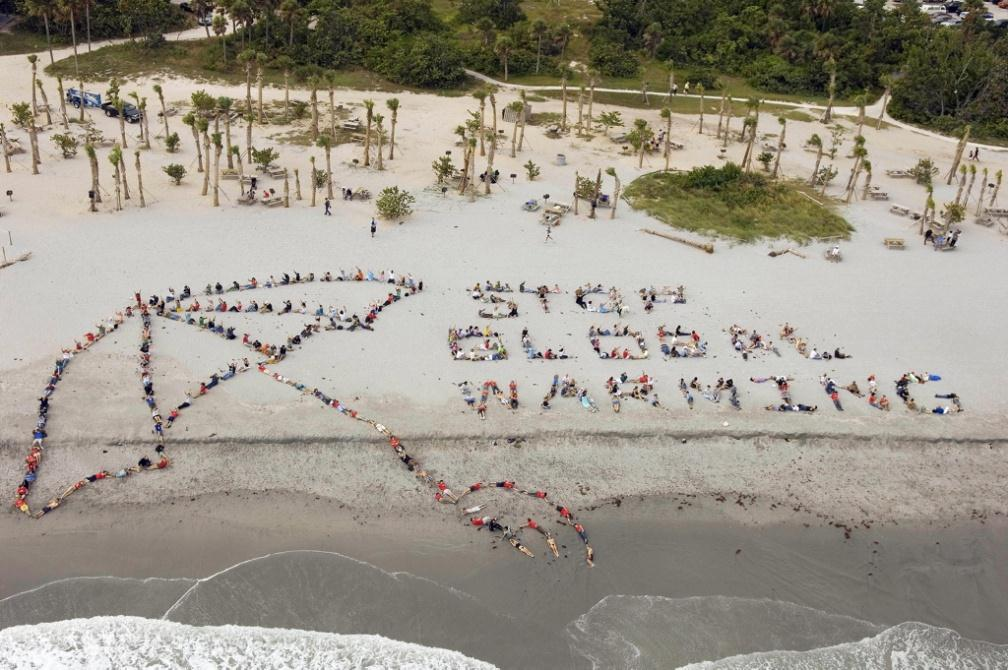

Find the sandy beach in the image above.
[{"left": 2, "top": 30, "right": 1008, "bottom": 668}]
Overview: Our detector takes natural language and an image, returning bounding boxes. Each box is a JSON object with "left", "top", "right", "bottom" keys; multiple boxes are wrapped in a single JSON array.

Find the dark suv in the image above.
[{"left": 101, "top": 101, "right": 142, "bottom": 123}]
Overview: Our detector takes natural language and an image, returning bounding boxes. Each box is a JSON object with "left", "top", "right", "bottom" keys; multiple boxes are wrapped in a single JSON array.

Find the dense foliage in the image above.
[
  {"left": 17, "top": 0, "right": 187, "bottom": 44},
  {"left": 596, "top": 0, "right": 1008, "bottom": 139}
]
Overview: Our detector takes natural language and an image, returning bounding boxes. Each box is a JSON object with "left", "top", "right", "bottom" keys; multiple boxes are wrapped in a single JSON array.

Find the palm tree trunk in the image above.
[
  {"left": 458, "top": 144, "right": 470, "bottom": 195},
  {"left": 861, "top": 168, "right": 873, "bottom": 200},
  {"left": 283, "top": 70, "right": 290, "bottom": 119},
  {"left": 245, "top": 66, "right": 253, "bottom": 115},
  {"left": 135, "top": 150, "right": 146, "bottom": 207},
  {"left": 310, "top": 87, "right": 319, "bottom": 141},
  {"left": 246, "top": 117, "right": 252, "bottom": 163},
  {"left": 946, "top": 127, "right": 969, "bottom": 185},
  {"left": 638, "top": 140, "right": 645, "bottom": 169},
  {"left": 0, "top": 125, "right": 11, "bottom": 173},
  {"left": 698, "top": 91, "right": 704, "bottom": 134},
  {"left": 478, "top": 99, "right": 485, "bottom": 157},
  {"left": 42, "top": 14, "right": 53, "bottom": 64},
  {"left": 576, "top": 89, "right": 584, "bottom": 136},
  {"left": 664, "top": 114, "right": 672, "bottom": 171},
  {"left": 810, "top": 146, "right": 823, "bottom": 185},
  {"left": 484, "top": 130, "right": 495, "bottom": 195},
  {"left": 191, "top": 125, "right": 203, "bottom": 172},
  {"left": 29, "top": 125, "right": 40, "bottom": 175},
  {"left": 517, "top": 106, "right": 526, "bottom": 152},
  {"left": 510, "top": 119, "right": 517, "bottom": 158},
  {"left": 716, "top": 92, "right": 726, "bottom": 139},
  {"left": 587, "top": 81, "right": 595, "bottom": 131},
  {"left": 30, "top": 62, "right": 38, "bottom": 117},
  {"left": 87, "top": 147, "right": 100, "bottom": 203},
  {"left": 294, "top": 168, "right": 302, "bottom": 200},
  {"left": 78, "top": 78, "right": 85, "bottom": 122},
  {"left": 876, "top": 87, "right": 890, "bottom": 130},
  {"left": 772, "top": 123, "right": 785, "bottom": 179},
  {"left": 560, "top": 77, "right": 568, "bottom": 132},
  {"left": 142, "top": 107, "right": 151, "bottom": 149},
  {"left": 490, "top": 95, "right": 498, "bottom": 144},
  {"left": 328, "top": 87, "right": 335, "bottom": 139},
  {"left": 119, "top": 155, "right": 130, "bottom": 200},
  {"left": 213, "top": 143, "right": 221, "bottom": 206},
  {"left": 113, "top": 164, "right": 121, "bottom": 210},
  {"left": 363, "top": 110, "right": 373, "bottom": 167},
  {"left": 225, "top": 115, "right": 233, "bottom": 169},
  {"left": 609, "top": 174, "right": 620, "bottom": 219},
  {"left": 976, "top": 169, "right": 988, "bottom": 215},
  {"left": 85, "top": 1, "right": 91, "bottom": 52},
  {"left": 954, "top": 170, "right": 967, "bottom": 206},
  {"left": 990, "top": 171, "right": 1002, "bottom": 207},
  {"left": 963, "top": 169, "right": 977, "bottom": 208},
  {"left": 56, "top": 77, "right": 69, "bottom": 130},
  {"left": 722, "top": 99, "right": 732, "bottom": 149},
  {"left": 310, "top": 157, "right": 317, "bottom": 207},
  {"left": 376, "top": 127, "right": 384, "bottom": 170},
  {"left": 573, "top": 171, "right": 579, "bottom": 215},
  {"left": 234, "top": 148, "right": 244, "bottom": 182},
  {"left": 36, "top": 81, "right": 51, "bottom": 126},
  {"left": 118, "top": 113, "right": 127, "bottom": 148},
  {"left": 325, "top": 146, "right": 333, "bottom": 198},
  {"left": 69, "top": 6, "right": 79, "bottom": 77},
  {"left": 256, "top": 66, "right": 264, "bottom": 124},
  {"left": 202, "top": 133, "right": 210, "bottom": 196},
  {"left": 158, "top": 91, "right": 169, "bottom": 139},
  {"left": 283, "top": 169, "right": 289, "bottom": 207},
  {"left": 389, "top": 109, "right": 397, "bottom": 160}
]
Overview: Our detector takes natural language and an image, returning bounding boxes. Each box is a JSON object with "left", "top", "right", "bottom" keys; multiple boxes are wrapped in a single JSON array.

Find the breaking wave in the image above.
[{"left": 0, "top": 616, "right": 497, "bottom": 670}]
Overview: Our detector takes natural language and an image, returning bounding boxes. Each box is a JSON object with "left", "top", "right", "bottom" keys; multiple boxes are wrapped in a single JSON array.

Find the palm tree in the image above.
[
  {"left": 108, "top": 144, "right": 122, "bottom": 210},
  {"left": 84, "top": 142, "right": 99, "bottom": 208},
  {"left": 201, "top": 123, "right": 210, "bottom": 196},
  {"left": 362, "top": 99, "right": 374, "bottom": 167},
  {"left": 696, "top": 83, "right": 705, "bottom": 134},
  {"left": 10, "top": 102, "right": 40, "bottom": 175},
  {"left": 293, "top": 167, "right": 302, "bottom": 200},
  {"left": 722, "top": 96, "right": 733, "bottom": 149},
  {"left": 844, "top": 136, "right": 867, "bottom": 203},
  {"left": 245, "top": 112, "right": 253, "bottom": 163},
  {"left": 877, "top": 73, "right": 893, "bottom": 130},
  {"left": 808, "top": 133, "right": 823, "bottom": 185},
  {"left": 238, "top": 49, "right": 255, "bottom": 115},
  {"left": 139, "top": 96, "right": 150, "bottom": 149},
  {"left": 517, "top": 90, "right": 527, "bottom": 152},
  {"left": 741, "top": 117, "right": 757, "bottom": 172},
  {"left": 374, "top": 113, "right": 385, "bottom": 170},
  {"left": 642, "top": 22, "right": 662, "bottom": 58},
  {"left": 213, "top": 14, "right": 228, "bottom": 61},
  {"left": 317, "top": 134, "right": 333, "bottom": 198},
  {"left": 134, "top": 150, "right": 146, "bottom": 207},
  {"left": 55, "top": 76, "right": 69, "bottom": 130},
  {"left": 631, "top": 118, "right": 652, "bottom": 169},
  {"left": 153, "top": 84, "right": 169, "bottom": 140},
  {"left": 255, "top": 52, "right": 266, "bottom": 124},
  {"left": 183, "top": 113, "right": 203, "bottom": 171},
  {"left": 475, "top": 17, "right": 495, "bottom": 46},
  {"left": 659, "top": 107, "right": 672, "bottom": 171},
  {"left": 507, "top": 101, "right": 522, "bottom": 158},
  {"left": 854, "top": 92, "right": 867, "bottom": 137},
  {"left": 585, "top": 68, "right": 599, "bottom": 131},
  {"left": 977, "top": 167, "right": 989, "bottom": 215},
  {"left": 495, "top": 35, "right": 513, "bottom": 81},
  {"left": 22, "top": 0, "right": 52, "bottom": 64},
  {"left": 325, "top": 71, "right": 337, "bottom": 139},
  {"left": 386, "top": 97, "right": 399, "bottom": 160},
  {"left": 484, "top": 126, "right": 496, "bottom": 195},
  {"left": 58, "top": 0, "right": 81, "bottom": 76},
  {"left": 489, "top": 92, "right": 498, "bottom": 146},
  {"left": 772, "top": 116, "right": 786, "bottom": 179},
  {"left": 472, "top": 89, "right": 487, "bottom": 156},
  {"left": 35, "top": 80, "right": 52, "bottom": 126},
  {"left": 231, "top": 145, "right": 244, "bottom": 183},
  {"left": 555, "top": 23, "right": 572, "bottom": 57},
  {"left": 128, "top": 91, "right": 143, "bottom": 144},
  {"left": 218, "top": 96, "right": 234, "bottom": 168},
  {"left": 212, "top": 132, "right": 222, "bottom": 206},
  {"left": 606, "top": 167, "right": 620, "bottom": 219},
  {"left": 307, "top": 75, "right": 320, "bottom": 140},
  {"left": 946, "top": 126, "right": 970, "bottom": 185},
  {"left": 716, "top": 91, "right": 726, "bottom": 139},
  {"left": 576, "top": 86, "right": 585, "bottom": 136},
  {"left": 0, "top": 123, "right": 11, "bottom": 173},
  {"left": 278, "top": 0, "right": 301, "bottom": 47},
  {"left": 990, "top": 169, "right": 1003, "bottom": 207},
  {"left": 531, "top": 20, "right": 547, "bottom": 74},
  {"left": 962, "top": 163, "right": 977, "bottom": 208},
  {"left": 309, "top": 155, "right": 317, "bottom": 206},
  {"left": 558, "top": 65, "right": 571, "bottom": 132},
  {"left": 274, "top": 55, "right": 294, "bottom": 120},
  {"left": 860, "top": 160, "right": 873, "bottom": 200},
  {"left": 27, "top": 55, "right": 39, "bottom": 117},
  {"left": 822, "top": 56, "right": 837, "bottom": 123}
]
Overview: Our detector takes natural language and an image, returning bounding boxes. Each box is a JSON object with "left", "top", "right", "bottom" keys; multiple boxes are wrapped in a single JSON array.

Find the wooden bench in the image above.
[
  {"left": 889, "top": 204, "right": 910, "bottom": 216},
  {"left": 884, "top": 238, "right": 905, "bottom": 249},
  {"left": 869, "top": 191, "right": 889, "bottom": 200}
]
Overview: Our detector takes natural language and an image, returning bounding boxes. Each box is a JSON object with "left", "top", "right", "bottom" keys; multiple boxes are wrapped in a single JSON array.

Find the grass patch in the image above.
[
  {"left": 45, "top": 38, "right": 474, "bottom": 95},
  {"left": 0, "top": 25, "right": 70, "bottom": 56},
  {"left": 538, "top": 89, "right": 794, "bottom": 117},
  {"left": 782, "top": 110, "right": 816, "bottom": 123},
  {"left": 623, "top": 164, "right": 853, "bottom": 243}
]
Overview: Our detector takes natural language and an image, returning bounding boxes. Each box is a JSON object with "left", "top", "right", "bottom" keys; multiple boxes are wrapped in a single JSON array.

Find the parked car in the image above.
[
  {"left": 197, "top": 12, "right": 213, "bottom": 26},
  {"left": 101, "top": 101, "right": 142, "bottom": 124},
  {"left": 65, "top": 87, "right": 102, "bottom": 109}
]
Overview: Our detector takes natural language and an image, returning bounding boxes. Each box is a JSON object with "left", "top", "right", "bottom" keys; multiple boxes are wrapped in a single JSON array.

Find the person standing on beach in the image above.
[
  {"left": 545, "top": 225, "right": 553, "bottom": 243},
  {"left": 370, "top": 219, "right": 377, "bottom": 238},
  {"left": 324, "top": 198, "right": 332, "bottom": 216}
]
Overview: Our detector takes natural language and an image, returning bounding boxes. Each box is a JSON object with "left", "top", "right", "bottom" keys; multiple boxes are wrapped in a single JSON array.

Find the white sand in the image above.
[{"left": 1, "top": 38, "right": 1007, "bottom": 525}]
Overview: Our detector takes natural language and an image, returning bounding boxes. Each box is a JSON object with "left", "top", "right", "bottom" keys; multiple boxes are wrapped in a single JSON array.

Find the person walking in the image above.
[
  {"left": 324, "top": 197, "right": 332, "bottom": 215},
  {"left": 370, "top": 218, "right": 377, "bottom": 238},
  {"left": 544, "top": 225, "right": 553, "bottom": 243}
]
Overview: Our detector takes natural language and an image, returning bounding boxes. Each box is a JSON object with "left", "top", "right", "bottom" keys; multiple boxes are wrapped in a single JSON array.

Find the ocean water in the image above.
[
  {"left": 0, "top": 616, "right": 497, "bottom": 670},
  {"left": 2, "top": 551, "right": 1006, "bottom": 669}
]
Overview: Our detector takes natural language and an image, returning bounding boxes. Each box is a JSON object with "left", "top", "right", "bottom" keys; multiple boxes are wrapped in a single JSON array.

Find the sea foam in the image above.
[{"left": 0, "top": 616, "right": 498, "bottom": 670}]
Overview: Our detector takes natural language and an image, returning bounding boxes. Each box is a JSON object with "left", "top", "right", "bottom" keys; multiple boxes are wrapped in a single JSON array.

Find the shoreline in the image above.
[{"left": 2, "top": 492, "right": 1007, "bottom": 668}]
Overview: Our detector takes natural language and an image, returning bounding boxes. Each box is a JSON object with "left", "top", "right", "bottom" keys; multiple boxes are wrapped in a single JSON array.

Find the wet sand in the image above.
[{"left": 2, "top": 491, "right": 1006, "bottom": 669}]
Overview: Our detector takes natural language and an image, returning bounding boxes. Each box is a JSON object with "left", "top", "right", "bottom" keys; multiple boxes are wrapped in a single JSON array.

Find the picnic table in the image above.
[{"left": 883, "top": 237, "right": 905, "bottom": 249}]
